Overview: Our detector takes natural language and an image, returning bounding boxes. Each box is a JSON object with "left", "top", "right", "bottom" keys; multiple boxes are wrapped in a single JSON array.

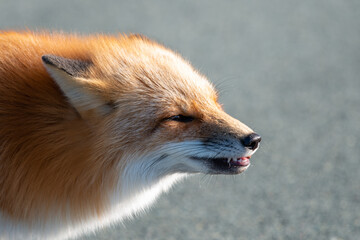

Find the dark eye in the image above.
[{"left": 167, "top": 115, "right": 195, "bottom": 123}]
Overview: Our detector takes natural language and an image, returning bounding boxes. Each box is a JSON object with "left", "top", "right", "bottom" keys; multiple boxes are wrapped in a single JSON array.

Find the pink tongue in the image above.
[
  {"left": 239, "top": 158, "right": 250, "bottom": 166},
  {"left": 237, "top": 157, "right": 251, "bottom": 166}
]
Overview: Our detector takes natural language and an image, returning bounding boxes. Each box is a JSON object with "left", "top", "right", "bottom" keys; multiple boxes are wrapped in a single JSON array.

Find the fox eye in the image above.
[{"left": 167, "top": 115, "right": 195, "bottom": 123}]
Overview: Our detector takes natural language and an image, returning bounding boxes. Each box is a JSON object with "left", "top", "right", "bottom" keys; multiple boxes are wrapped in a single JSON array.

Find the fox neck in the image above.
[
  {"left": 0, "top": 150, "right": 187, "bottom": 240},
  {"left": 70, "top": 159, "right": 187, "bottom": 239}
]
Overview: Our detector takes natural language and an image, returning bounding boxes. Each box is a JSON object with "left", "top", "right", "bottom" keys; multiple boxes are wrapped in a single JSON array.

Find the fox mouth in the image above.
[{"left": 190, "top": 156, "right": 252, "bottom": 174}]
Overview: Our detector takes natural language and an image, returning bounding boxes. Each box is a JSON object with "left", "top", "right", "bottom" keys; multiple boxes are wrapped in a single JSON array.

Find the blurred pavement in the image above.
[{"left": 1, "top": 0, "right": 359, "bottom": 239}]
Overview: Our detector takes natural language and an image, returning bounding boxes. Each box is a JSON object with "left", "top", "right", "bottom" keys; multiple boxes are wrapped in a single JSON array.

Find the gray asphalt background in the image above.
[{"left": 1, "top": 0, "right": 360, "bottom": 239}]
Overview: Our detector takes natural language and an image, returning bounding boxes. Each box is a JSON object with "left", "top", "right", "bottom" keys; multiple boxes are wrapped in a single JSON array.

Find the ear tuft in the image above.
[{"left": 42, "top": 55, "right": 91, "bottom": 77}]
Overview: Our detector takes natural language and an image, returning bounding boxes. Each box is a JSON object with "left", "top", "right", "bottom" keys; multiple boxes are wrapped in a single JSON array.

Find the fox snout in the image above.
[{"left": 200, "top": 110, "right": 261, "bottom": 151}]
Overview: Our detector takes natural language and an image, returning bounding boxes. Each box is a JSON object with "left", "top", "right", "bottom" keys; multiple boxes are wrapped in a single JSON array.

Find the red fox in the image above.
[{"left": 0, "top": 31, "right": 261, "bottom": 240}]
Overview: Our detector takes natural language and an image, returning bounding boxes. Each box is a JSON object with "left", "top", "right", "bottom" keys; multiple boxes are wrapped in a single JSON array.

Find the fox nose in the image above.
[{"left": 242, "top": 133, "right": 261, "bottom": 150}]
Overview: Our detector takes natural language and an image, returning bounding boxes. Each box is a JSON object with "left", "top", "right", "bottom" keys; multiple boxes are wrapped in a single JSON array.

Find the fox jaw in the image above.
[{"left": 0, "top": 34, "right": 261, "bottom": 240}]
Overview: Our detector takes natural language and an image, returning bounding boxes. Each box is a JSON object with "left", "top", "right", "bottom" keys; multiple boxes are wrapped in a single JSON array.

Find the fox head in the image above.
[
  {"left": 1, "top": 32, "right": 260, "bottom": 240},
  {"left": 42, "top": 35, "right": 261, "bottom": 178}
]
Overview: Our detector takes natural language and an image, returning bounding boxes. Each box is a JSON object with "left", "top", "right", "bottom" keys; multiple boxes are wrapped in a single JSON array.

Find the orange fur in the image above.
[{"left": 0, "top": 32, "right": 121, "bottom": 221}]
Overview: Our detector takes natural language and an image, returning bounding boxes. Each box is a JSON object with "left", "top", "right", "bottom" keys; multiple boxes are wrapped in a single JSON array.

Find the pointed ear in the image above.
[{"left": 42, "top": 55, "right": 112, "bottom": 117}]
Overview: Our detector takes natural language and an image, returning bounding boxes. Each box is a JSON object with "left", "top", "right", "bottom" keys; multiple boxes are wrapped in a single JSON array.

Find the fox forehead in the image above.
[{"left": 90, "top": 38, "right": 219, "bottom": 114}]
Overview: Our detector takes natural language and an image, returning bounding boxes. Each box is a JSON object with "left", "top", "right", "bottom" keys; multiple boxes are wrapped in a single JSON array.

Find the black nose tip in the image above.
[{"left": 242, "top": 133, "right": 261, "bottom": 150}]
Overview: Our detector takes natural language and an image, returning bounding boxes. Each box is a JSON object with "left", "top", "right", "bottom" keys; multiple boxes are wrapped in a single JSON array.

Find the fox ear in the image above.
[{"left": 42, "top": 55, "right": 112, "bottom": 117}]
